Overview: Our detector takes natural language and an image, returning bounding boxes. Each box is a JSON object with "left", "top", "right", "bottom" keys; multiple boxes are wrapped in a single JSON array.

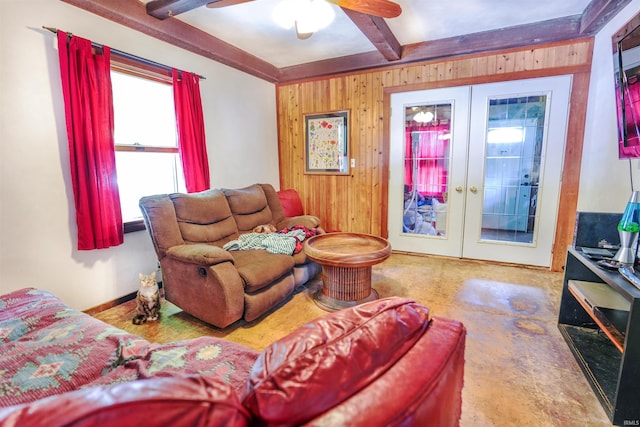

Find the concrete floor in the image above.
[{"left": 93, "top": 253, "right": 612, "bottom": 426}]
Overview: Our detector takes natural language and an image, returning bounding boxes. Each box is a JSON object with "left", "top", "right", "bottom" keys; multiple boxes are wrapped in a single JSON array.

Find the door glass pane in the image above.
[
  {"left": 481, "top": 95, "right": 546, "bottom": 244},
  {"left": 402, "top": 103, "right": 452, "bottom": 237}
]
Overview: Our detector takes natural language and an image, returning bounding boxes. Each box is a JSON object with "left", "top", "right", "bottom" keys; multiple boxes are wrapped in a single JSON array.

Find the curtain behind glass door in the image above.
[{"left": 402, "top": 103, "right": 452, "bottom": 237}]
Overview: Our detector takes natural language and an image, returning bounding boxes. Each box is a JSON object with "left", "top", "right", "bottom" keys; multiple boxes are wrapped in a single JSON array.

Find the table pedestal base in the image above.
[{"left": 313, "top": 265, "right": 379, "bottom": 311}]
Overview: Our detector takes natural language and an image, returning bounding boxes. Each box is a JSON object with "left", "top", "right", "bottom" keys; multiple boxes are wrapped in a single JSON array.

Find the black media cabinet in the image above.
[{"left": 558, "top": 247, "right": 640, "bottom": 425}]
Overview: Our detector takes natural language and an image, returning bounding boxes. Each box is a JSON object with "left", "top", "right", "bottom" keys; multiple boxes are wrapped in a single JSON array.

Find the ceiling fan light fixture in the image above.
[
  {"left": 413, "top": 111, "right": 434, "bottom": 123},
  {"left": 273, "top": 0, "right": 335, "bottom": 34}
]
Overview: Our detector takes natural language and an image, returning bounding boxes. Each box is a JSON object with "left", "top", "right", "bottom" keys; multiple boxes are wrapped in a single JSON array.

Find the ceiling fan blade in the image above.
[
  {"left": 328, "top": 0, "right": 401, "bottom": 18},
  {"left": 206, "top": 0, "right": 255, "bottom": 8}
]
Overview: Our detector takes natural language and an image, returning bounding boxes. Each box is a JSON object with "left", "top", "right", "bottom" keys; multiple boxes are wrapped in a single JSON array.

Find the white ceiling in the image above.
[{"left": 140, "top": 0, "right": 592, "bottom": 68}]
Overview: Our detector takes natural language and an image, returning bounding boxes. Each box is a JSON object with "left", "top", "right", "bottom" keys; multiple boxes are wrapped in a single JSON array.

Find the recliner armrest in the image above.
[
  {"left": 166, "top": 244, "right": 234, "bottom": 266},
  {"left": 0, "top": 376, "right": 249, "bottom": 427},
  {"left": 277, "top": 215, "right": 322, "bottom": 230}
]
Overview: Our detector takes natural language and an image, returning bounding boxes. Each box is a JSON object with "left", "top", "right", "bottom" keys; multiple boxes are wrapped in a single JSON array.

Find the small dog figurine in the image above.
[{"left": 253, "top": 224, "right": 277, "bottom": 233}]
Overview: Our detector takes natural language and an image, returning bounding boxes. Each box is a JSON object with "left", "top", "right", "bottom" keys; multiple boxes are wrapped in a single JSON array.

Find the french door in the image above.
[{"left": 388, "top": 75, "right": 572, "bottom": 267}]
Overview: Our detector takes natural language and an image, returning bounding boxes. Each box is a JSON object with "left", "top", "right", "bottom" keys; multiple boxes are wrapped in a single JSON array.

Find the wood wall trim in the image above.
[
  {"left": 277, "top": 37, "right": 595, "bottom": 87},
  {"left": 552, "top": 71, "right": 592, "bottom": 271},
  {"left": 277, "top": 38, "right": 594, "bottom": 271},
  {"left": 83, "top": 291, "right": 137, "bottom": 315},
  {"left": 276, "top": 17, "right": 588, "bottom": 82},
  {"left": 401, "top": 16, "right": 582, "bottom": 62}
]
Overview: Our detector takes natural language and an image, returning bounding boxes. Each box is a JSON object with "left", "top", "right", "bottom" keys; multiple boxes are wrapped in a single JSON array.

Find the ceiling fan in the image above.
[
  {"left": 206, "top": 0, "right": 401, "bottom": 39},
  {"left": 205, "top": 0, "right": 402, "bottom": 19}
]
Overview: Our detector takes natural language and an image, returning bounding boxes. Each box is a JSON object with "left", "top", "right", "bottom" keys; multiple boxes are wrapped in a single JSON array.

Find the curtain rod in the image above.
[{"left": 43, "top": 26, "right": 206, "bottom": 80}]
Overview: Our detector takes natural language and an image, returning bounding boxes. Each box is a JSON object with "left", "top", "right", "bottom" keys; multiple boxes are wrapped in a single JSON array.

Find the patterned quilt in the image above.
[{"left": 0, "top": 288, "right": 259, "bottom": 407}]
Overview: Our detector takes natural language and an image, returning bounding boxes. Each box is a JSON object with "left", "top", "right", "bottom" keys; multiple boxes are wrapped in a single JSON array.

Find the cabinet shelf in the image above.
[
  {"left": 558, "top": 324, "right": 621, "bottom": 415},
  {"left": 558, "top": 247, "right": 640, "bottom": 425},
  {"left": 567, "top": 280, "right": 629, "bottom": 352}
]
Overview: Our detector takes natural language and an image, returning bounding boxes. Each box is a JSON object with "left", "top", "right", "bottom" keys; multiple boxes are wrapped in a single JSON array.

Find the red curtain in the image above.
[
  {"left": 57, "top": 32, "right": 123, "bottom": 250},
  {"left": 172, "top": 69, "right": 210, "bottom": 193},
  {"left": 404, "top": 124, "right": 449, "bottom": 201}
]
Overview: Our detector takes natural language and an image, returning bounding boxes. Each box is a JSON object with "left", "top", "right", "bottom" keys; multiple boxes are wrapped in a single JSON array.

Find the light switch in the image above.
[{"left": 350, "top": 158, "right": 356, "bottom": 167}]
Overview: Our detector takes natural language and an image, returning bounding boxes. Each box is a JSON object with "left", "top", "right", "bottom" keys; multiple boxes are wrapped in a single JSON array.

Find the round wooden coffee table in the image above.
[{"left": 304, "top": 232, "right": 392, "bottom": 311}]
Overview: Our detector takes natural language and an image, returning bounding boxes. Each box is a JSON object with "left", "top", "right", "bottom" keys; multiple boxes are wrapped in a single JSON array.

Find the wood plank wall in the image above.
[{"left": 276, "top": 38, "right": 594, "bottom": 271}]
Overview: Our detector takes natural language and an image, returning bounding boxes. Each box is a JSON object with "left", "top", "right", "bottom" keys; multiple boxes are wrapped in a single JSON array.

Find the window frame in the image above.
[{"left": 110, "top": 56, "right": 180, "bottom": 233}]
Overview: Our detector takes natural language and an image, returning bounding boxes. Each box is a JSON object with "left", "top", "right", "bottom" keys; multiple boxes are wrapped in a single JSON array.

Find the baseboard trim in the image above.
[{"left": 83, "top": 291, "right": 137, "bottom": 315}]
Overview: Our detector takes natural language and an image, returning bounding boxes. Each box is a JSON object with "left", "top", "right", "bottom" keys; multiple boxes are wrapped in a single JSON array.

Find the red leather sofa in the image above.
[{"left": 0, "top": 288, "right": 466, "bottom": 426}]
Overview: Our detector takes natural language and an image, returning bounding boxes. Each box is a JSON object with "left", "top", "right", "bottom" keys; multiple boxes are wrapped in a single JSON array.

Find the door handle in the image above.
[
  {"left": 469, "top": 186, "right": 478, "bottom": 193},
  {"left": 455, "top": 186, "right": 463, "bottom": 193}
]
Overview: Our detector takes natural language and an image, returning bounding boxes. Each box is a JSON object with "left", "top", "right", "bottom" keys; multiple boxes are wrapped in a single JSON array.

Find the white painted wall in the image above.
[
  {"left": 0, "top": 0, "right": 279, "bottom": 309},
  {"left": 578, "top": 0, "right": 640, "bottom": 212}
]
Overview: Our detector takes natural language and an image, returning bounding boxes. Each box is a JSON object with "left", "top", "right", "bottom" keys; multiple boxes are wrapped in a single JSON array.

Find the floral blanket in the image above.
[{"left": 0, "top": 288, "right": 259, "bottom": 407}]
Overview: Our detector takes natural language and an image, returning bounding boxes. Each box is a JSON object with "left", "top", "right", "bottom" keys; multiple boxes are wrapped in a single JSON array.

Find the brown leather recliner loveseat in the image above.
[{"left": 139, "top": 183, "right": 322, "bottom": 328}]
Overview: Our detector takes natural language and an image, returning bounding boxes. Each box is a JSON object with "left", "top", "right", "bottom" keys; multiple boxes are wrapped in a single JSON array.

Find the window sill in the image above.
[{"left": 124, "top": 219, "right": 145, "bottom": 233}]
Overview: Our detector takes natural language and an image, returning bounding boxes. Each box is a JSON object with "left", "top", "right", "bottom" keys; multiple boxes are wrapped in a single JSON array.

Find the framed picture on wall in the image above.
[{"left": 304, "top": 110, "right": 349, "bottom": 175}]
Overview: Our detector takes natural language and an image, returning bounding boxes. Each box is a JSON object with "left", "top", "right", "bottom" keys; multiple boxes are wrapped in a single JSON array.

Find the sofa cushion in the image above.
[
  {"left": 139, "top": 194, "right": 185, "bottom": 259},
  {"left": 230, "top": 250, "right": 295, "bottom": 293},
  {"left": 171, "top": 189, "right": 238, "bottom": 244},
  {"left": 0, "top": 288, "right": 150, "bottom": 407},
  {"left": 91, "top": 335, "right": 260, "bottom": 395},
  {"left": 242, "top": 297, "right": 430, "bottom": 425},
  {"left": 264, "top": 184, "right": 286, "bottom": 224},
  {"left": 166, "top": 243, "right": 235, "bottom": 265},
  {"left": 304, "top": 316, "right": 467, "bottom": 427},
  {"left": 277, "top": 189, "right": 304, "bottom": 217},
  {"left": 0, "top": 288, "right": 260, "bottom": 407},
  {"left": 244, "top": 274, "right": 296, "bottom": 323},
  {"left": 0, "top": 376, "right": 250, "bottom": 427},
  {"left": 291, "top": 249, "right": 311, "bottom": 266},
  {"left": 224, "top": 185, "right": 274, "bottom": 233}
]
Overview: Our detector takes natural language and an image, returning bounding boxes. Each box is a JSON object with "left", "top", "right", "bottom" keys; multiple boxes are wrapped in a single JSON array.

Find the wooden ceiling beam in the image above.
[
  {"left": 402, "top": 16, "right": 582, "bottom": 62},
  {"left": 342, "top": 8, "right": 402, "bottom": 61},
  {"left": 65, "top": 0, "right": 635, "bottom": 84},
  {"left": 145, "top": 0, "right": 253, "bottom": 19},
  {"left": 61, "top": 0, "right": 279, "bottom": 83},
  {"left": 579, "top": 0, "right": 632, "bottom": 35},
  {"left": 145, "top": 0, "right": 212, "bottom": 20},
  {"left": 277, "top": 16, "right": 585, "bottom": 82}
]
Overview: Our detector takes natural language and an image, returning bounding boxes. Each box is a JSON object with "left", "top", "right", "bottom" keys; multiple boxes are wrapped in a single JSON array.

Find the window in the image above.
[{"left": 111, "top": 68, "right": 186, "bottom": 231}]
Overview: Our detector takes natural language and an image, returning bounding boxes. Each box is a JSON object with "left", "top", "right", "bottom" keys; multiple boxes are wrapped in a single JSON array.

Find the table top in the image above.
[{"left": 303, "top": 232, "right": 391, "bottom": 267}]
